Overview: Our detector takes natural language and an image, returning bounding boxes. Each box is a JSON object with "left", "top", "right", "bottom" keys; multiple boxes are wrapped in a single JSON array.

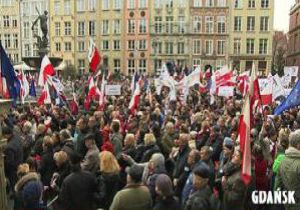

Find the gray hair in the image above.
[{"left": 289, "top": 130, "right": 300, "bottom": 148}]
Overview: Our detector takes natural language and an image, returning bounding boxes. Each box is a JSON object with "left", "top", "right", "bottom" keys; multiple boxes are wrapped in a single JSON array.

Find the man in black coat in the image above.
[
  {"left": 88, "top": 116, "right": 103, "bottom": 149},
  {"left": 3, "top": 126, "right": 23, "bottom": 188},
  {"left": 58, "top": 151, "right": 98, "bottom": 210}
]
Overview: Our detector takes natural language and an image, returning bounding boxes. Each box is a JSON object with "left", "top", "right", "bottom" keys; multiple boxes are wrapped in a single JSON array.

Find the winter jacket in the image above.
[
  {"left": 39, "top": 148, "right": 56, "bottom": 186},
  {"left": 110, "top": 132, "right": 123, "bottom": 159},
  {"left": 161, "top": 132, "right": 176, "bottom": 157},
  {"left": 154, "top": 196, "right": 181, "bottom": 210},
  {"left": 80, "top": 145, "right": 99, "bottom": 174},
  {"left": 146, "top": 165, "right": 167, "bottom": 202},
  {"left": 185, "top": 185, "right": 213, "bottom": 210},
  {"left": 109, "top": 184, "right": 152, "bottom": 210},
  {"left": 276, "top": 147, "right": 300, "bottom": 210}
]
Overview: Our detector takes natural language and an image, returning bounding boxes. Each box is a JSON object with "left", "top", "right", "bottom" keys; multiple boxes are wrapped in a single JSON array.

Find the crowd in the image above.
[{"left": 2, "top": 69, "right": 300, "bottom": 210}]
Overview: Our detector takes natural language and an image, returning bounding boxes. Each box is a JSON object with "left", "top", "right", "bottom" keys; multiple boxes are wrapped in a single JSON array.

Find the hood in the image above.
[
  {"left": 15, "top": 172, "right": 40, "bottom": 192},
  {"left": 285, "top": 147, "right": 300, "bottom": 158}
]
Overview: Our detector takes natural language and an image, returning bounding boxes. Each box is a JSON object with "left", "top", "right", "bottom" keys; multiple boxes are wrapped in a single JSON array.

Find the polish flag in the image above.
[
  {"left": 258, "top": 75, "right": 273, "bottom": 105},
  {"left": 2, "top": 78, "right": 10, "bottom": 99},
  {"left": 17, "top": 69, "right": 30, "bottom": 104},
  {"left": 37, "top": 82, "right": 51, "bottom": 105},
  {"left": 88, "top": 39, "right": 101, "bottom": 73},
  {"left": 129, "top": 79, "right": 142, "bottom": 114},
  {"left": 215, "top": 66, "right": 233, "bottom": 87},
  {"left": 99, "top": 74, "right": 106, "bottom": 108},
  {"left": 84, "top": 76, "right": 97, "bottom": 110},
  {"left": 237, "top": 71, "right": 250, "bottom": 96},
  {"left": 38, "top": 55, "right": 56, "bottom": 87},
  {"left": 250, "top": 64, "right": 262, "bottom": 119}
]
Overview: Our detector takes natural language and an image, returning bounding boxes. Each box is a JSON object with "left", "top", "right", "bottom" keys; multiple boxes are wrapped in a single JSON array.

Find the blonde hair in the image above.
[
  {"left": 125, "top": 133, "right": 136, "bottom": 146},
  {"left": 144, "top": 133, "right": 156, "bottom": 146},
  {"left": 99, "top": 151, "right": 120, "bottom": 174},
  {"left": 43, "top": 136, "right": 53, "bottom": 148},
  {"left": 17, "top": 163, "right": 30, "bottom": 178},
  {"left": 54, "top": 151, "right": 68, "bottom": 166}
]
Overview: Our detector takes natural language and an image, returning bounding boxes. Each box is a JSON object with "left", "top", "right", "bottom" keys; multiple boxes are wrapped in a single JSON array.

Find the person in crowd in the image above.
[
  {"left": 21, "top": 121, "right": 35, "bottom": 162},
  {"left": 58, "top": 151, "right": 98, "bottom": 210},
  {"left": 32, "top": 124, "right": 46, "bottom": 157},
  {"left": 81, "top": 133, "right": 100, "bottom": 174},
  {"left": 51, "top": 150, "right": 71, "bottom": 190},
  {"left": 154, "top": 174, "right": 181, "bottom": 210},
  {"left": 199, "top": 146, "right": 215, "bottom": 189},
  {"left": 59, "top": 129, "right": 75, "bottom": 157},
  {"left": 95, "top": 151, "right": 121, "bottom": 210},
  {"left": 110, "top": 164, "right": 152, "bottom": 210},
  {"left": 137, "top": 133, "right": 161, "bottom": 163},
  {"left": 161, "top": 122, "right": 177, "bottom": 157},
  {"left": 276, "top": 129, "right": 300, "bottom": 210},
  {"left": 205, "top": 125, "right": 223, "bottom": 162},
  {"left": 88, "top": 116, "right": 103, "bottom": 149},
  {"left": 110, "top": 120, "right": 123, "bottom": 159},
  {"left": 75, "top": 116, "right": 89, "bottom": 158}
]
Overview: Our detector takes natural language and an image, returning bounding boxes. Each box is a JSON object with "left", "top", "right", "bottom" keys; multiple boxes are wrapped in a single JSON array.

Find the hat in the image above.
[
  {"left": 155, "top": 174, "right": 173, "bottom": 197},
  {"left": 193, "top": 162, "right": 210, "bottom": 179},
  {"left": 126, "top": 165, "right": 144, "bottom": 183},
  {"left": 224, "top": 137, "right": 234, "bottom": 149}
]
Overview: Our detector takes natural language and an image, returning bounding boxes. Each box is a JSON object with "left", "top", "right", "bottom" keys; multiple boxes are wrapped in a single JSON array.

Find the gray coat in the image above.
[{"left": 81, "top": 145, "right": 99, "bottom": 174}]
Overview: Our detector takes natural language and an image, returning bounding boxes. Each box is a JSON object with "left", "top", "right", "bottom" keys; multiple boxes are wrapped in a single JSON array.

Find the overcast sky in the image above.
[{"left": 274, "top": 0, "right": 295, "bottom": 32}]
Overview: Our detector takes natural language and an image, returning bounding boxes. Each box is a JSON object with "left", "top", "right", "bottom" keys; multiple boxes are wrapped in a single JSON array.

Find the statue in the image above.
[{"left": 32, "top": 9, "right": 48, "bottom": 50}]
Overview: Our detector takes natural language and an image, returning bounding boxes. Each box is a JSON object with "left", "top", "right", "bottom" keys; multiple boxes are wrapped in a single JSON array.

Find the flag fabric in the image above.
[
  {"left": 215, "top": 66, "right": 233, "bottom": 87},
  {"left": 17, "top": 69, "right": 30, "bottom": 104},
  {"left": 29, "top": 77, "right": 37, "bottom": 97},
  {"left": 237, "top": 71, "right": 250, "bottom": 96},
  {"left": 37, "top": 82, "right": 51, "bottom": 105},
  {"left": 274, "top": 79, "right": 300, "bottom": 115},
  {"left": 258, "top": 76, "right": 272, "bottom": 105},
  {"left": 84, "top": 76, "right": 97, "bottom": 110},
  {"left": 272, "top": 74, "right": 285, "bottom": 101},
  {"left": 70, "top": 93, "right": 79, "bottom": 115},
  {"left": 99, "top": 74, "right": 106, "bottom": 108},
  {"left": 130, "top": 72, "right": 140, "bottom": 93},
  {"left": 47, "top": 76, "right": 67, "bottom": 105},
  {"left": 249, "top": 63, "right": 262, "bottom": 119},
  {"left": 0, "top": 43, "right": 21, "bottom": 105},
  {"left": 2, "top": 77, "right": 10, "bottom": 99},
  {"left": 129, "top": 79, "right": 142, "bottom": 114},
  {"left": 38, "top": 55, "right": 56, "bottom": 87},
  {"left": 88, "top": 38, "right": 101, "bottom": 73}
]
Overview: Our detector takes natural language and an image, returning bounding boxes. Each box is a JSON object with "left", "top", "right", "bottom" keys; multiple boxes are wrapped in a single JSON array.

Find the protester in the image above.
[{"left": 80, "top": 133, "right": 100, "bottom": 174}]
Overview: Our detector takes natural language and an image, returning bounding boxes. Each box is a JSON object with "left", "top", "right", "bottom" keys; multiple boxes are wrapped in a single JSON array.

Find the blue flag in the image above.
[
  {"left": 29, "top": 79, "right": 36, "bottom": 97},
  {"left": 274, "top": 80, "right": 300, "bottom": 115},
  {"left": 0, "top": 43, "right": 20, "bottom": 106}
]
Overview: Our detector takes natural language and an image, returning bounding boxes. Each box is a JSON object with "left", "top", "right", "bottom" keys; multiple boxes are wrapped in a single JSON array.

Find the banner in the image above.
[
  {"left": 218, "top": 86, "right": 234, "bottom": 97},
  {"left": 105, "top": 85, "right": 121, "bottom": 96},
  {"left": 284, "top": 66, "right": 299, "bottom": 77},
  {"left": 258, "top": 77, "right": 272, "bottom": 105},
  {"left": 272, "top": 74, "right": 286, "bottom": 101},
  {"left": 281, "top": 75, "right": 292, "bottom": 88}
]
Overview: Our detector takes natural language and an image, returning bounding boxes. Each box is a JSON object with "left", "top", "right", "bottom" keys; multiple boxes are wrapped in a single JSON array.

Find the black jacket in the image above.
[
  {"left": 154, "top": 196, "right": 181, "bottom": 210},
  {"left": 39, "top": 148, "right": 56, "bottom": 186},
  {"left": 185, "top": 185, "right": 213, "bottom": 210},
  {"left": 89, "top": 126, "right": 103, "bottom": 149},
  {"left": 58, "top": 168, "right": 98, "bottom": 210},
  {"left": 136, "top": 144, "right": 160, "bottom": 163}
]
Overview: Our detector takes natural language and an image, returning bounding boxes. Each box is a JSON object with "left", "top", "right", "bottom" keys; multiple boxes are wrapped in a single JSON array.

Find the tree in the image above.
[{"left": 272, "top": 31, "right": 288, "bottom": 76}]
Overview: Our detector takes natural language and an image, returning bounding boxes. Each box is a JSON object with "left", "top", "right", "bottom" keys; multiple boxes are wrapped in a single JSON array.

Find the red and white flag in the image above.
[
  {"left": 37, "top": 82, "right": 51, "bottom": 105},
  {"left": 84, "top": 76, "right": 97, "bottom": 110},
  {"left": 38, "top": 55, "right": 56, "bottom": 87},
  {"left": 88, "top": 39, "right": 101, "bottom": 73},
  {"left": 17, "top": 69, "right": 29, "bottom": 104},
  {"left": 250, "top": 63, "right": 262, "bottom": 117},
  {"left": 129, "top": 79, "right": 142, "bottom": 114},
  {"left": 258, "top": 75, "right": 273, "bottom": 105},
  {"left": 70, "top": 93, "right": 79, "bottom": 115},
  {"left": 237, "top": 71, "right": 250, "bottom": 96},
  {"left": 99, "top": 74, "right": 106, "bottom": 108}
]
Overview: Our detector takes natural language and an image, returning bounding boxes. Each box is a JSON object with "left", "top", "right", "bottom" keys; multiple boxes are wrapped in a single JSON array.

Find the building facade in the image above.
[
  {"left": 287, "top": 0, "right": 300, "bottom": 68},
  {"left": 0, "top": 0, "right": 22, "bottom": 64},
  {"left": 229, "top": 0, "right": 274, "bottom": 75},
  {"left": 20, "top": 0, "right": 48, "bottom": 58},
  {"left": 189, "top": 0, "right": 229, "bottom": 70}
]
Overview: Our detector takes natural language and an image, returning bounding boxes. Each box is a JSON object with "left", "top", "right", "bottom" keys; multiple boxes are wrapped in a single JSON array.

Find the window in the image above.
[
  {"left": 78, "top": 59, "right": 85, "bottom": 73},
  {"left": 64, "top": 0, "right": 71, "bottom": 15},
  {"left": 65, "top": 42, "right": 71, "bottom": 51},
  {"left": 261, "top": 0, "right": 269, "bottom": 8},
  {"left": 234, "top": 0, "right": 242, "bottom": 8},
  {"left": 247, "top": 16, "right": 255, "bottom": 31},
  {"left": 23, "top": 22, "right": 30, "bottom": 38},
  {"left": 218, "top": 0, "right": 226, "bottom": 6},
  {"left": 205, "top": 40, "right": 213, "bottom": 55},
  {"left": 128, "top": 40, "right": 135, "bottom": 50},
  {"left": 259, "top": 39, "right": 268, "bottom": 54},
  {"left": 128, "top": 60, "right": 135, "bottom": 73},
  {"left": 102, "top": 20, "right": 109, "bottom": 35},
  {"left": 54, "top": 1, "right": 60, "bottom": 15},
  {"left": 139, "top": 60, "right": 147, "bottom": 72},
  {"left": 216, "top": 60, "right": 225, "bottom": 70},
  {"left": 178, "top": 42, "right": 185, "bottom": 54},
  {"left": 234, "top": 16, "right": 242, "bottom": 31},
  {"left": 193, "top": 40, "right": 201, "bottom": 55},
  {"left": 178, "top": 0, "right": 185, "bottom": 8},
  {"left": 102, "top": 40, "right": 109, "bottom": 50},
  {"left": 128, "top": 0, "right": 135, "bottom": 9},
  {"left": 217, "top": 16, "right": 226, "bottom": 34},
  {"left": 206, "top": 0, "right": 214, "bottom": 7},
  {"left": 139, "top": 40, "right": 147, "bottom": 50},
  {"left": 114, "top": 59, "right": 121, "bottom": 72},
  {"left": 78, "top": 22, "right": 85, "bottom": 36},
  {"left": 89, "top": 21, "right": 95, "bottom": 36},
  {"left": 154, "top": 17, "right": 162, "bottom": 33},
  {"left": 113, "top": 40, "right": 120, "bottom": 50},
  {"left": 102, "top": 0, "right": 109, "bottom": 10},
  {"left": 64, "top": 22, "right": 71, "bottom": 35},
  {"left": 166, "top": 0, "right": 173, "bottom": 8},
  {"left": 139, "top": 0, "right": 147, "bottom": 8},
  {"left": 154, "top": 60, "right": 162, "bottom": 71},
  {"left": 246, "top": 39, "right": 255, "bottom": 54},
  {"left": 193, "top": 16, "right": 202, "bottom": 33},
  {"left": 4, "top": 34, "right": 10, "bottom": 49},
  {"left": 233, "top": 38, "right": 241, "bottom": 54},
  {"left": 248, "top": 0, "right": 255, "bottom": 8},
  {"left": 260, "top": 16, "right": 269, "bottom": 31},
  {"left": 13, "top": 34, "right": 18, "bottom": 49},
  {"left": 166, "top": 16, "right": 173, "bottom": 34},
  {"left": 217, "top": 40, "right": 225, "bottom": 55},
  {"left": 128, "top": 20, "right": 135, "bottom": 33},
  {"left": 13, "top": 54, "right": 19, "bottom": 63},
  {"left": 139, "top": 19, "right": 147, "bottom": 33},
  {"left": 55, "top": 22, "right": 60, "bottom": 36},
  {"left": 155, "top": 0, "right": 163, "bottom": 8},
  {"left": 24, "top": 44, "right": 30, "bottom": 57},
  {"left": 87, "top": 0, "right": 96, "bottom": 10},
  {"left": 113, "top": 20, "right": 121, "bottom": 34},
  {"left": 12, "top": 19, "right": 17, "bottom": 27},
  {"left": 165, "top": 42, "right": 174, "bottom": 54},
  {"left": 2, "top": 0, "right": 13, "bottom": 6},
  {"left": 78, "top": 41, "right": 85, "bottom": 51},
  {"left": 114, "top": 0, "right": 121, "bottom": 9},
  {"left": 55, "top": 43, "right": 61, "bottom": 51},
  {"left": 153, "top": 42, "right": 162, "bottom": 54},
  {"left": 3, "top": 16, "right": 9, "bottom": 27},
  {"left": 178, "top": 16, "right": 185, "bottom": 33},
  {"left": 194, "top": 0, "right": 202, "bottom": 7},
  {"left": 205, "top": 16, "right": 213, "bottom": 33}
]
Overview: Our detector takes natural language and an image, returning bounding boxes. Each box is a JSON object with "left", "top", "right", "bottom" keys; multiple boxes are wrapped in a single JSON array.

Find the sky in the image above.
[{"left": 274, "top": 0, "right": 295, "bottom": 32}]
